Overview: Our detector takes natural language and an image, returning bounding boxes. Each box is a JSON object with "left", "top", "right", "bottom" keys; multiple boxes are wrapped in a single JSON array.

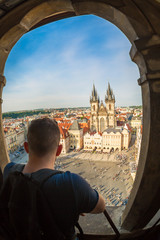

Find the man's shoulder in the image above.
[
  {"left": 46, "top": 170, "right": 97, "bottom": 198},
  {"left": 3, "top": 162, "right": 25, "bottom": 181},
  {"left": 46, "top": 170, "right": 88, "bottom": 186}
]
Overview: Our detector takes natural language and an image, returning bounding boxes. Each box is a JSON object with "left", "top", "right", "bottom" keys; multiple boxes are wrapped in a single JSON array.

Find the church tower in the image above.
[
  {"left": 90, "top": 84, "right": 99, "bottom": 131},
  {"left": 105, "top": 83, "right": 115, "bottom": 128}
]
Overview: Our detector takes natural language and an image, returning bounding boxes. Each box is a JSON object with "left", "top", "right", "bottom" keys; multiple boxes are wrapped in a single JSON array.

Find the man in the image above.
[{"left": 4, "top": 118, "right": 105, "bottom": 239}]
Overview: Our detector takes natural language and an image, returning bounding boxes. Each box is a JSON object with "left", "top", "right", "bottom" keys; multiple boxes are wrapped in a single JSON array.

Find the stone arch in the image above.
[
  {"left": 110, "top": 147, "right": 114, "bottom": 153},
  {"left": 0, "top": 0, "right": 160, "bottom": 233}
]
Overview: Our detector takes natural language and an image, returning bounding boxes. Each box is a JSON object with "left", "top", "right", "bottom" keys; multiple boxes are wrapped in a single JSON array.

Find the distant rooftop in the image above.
[
  {"left": 103, "top": 128, "right": 121, "bottom": 134},
  {"left": 69, "top": 120, "right": 81, "bottom": 130}
]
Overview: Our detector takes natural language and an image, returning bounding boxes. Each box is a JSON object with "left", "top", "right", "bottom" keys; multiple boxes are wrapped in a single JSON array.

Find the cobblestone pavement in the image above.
[
  {"left": 11, "top": 146, "right": 137, "bottom": 234},
  {"left": 56, "top": 147, "right": 136, "bottom": 207},
  {"left": 12, "top": 147, "right": 136, "bottom": 207}
]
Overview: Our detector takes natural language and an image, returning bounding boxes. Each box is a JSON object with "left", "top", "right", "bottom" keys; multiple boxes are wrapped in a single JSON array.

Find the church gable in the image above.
[{"left": 98, "top": 101, "right": 107, "bottom": 115}]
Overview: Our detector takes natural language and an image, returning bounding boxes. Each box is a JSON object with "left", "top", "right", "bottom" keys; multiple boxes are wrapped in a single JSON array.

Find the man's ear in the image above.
[
  {"left": 24, "top": 142, "right": 29, "bottom": 154},
  {"left": 56, "top": 144, "right": 62, "bottom": 156}
]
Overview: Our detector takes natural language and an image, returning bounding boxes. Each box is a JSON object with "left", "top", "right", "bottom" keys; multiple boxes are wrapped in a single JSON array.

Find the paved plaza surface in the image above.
[
  {"left": 13, "top": 146, "right": 136, "bottom": 208},
  {"left": 11, "top": 146, "right": 137, "bottom": 234},
  {"left": 56, "top": 148, "right": 135, "bottom": 207}
]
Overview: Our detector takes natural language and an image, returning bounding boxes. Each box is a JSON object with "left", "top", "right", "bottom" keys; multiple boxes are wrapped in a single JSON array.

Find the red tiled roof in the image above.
[
  {"left": 59, "top": 126, "right": 69, "bottom": 139},
  {"left": 54, "top": 118, "right": 64, "bottom": 122},
  {"left": 82, "top": 127, "right": 89, "bottom": 134},
  {"left": 58, "top": 122, "right": 72, "bottom": 131},
  {"left": 126, "top": 123, "right": 132, "bottom": 131},
  {"left": 4, "top": 128, "right": 8, "bottom": 132},
  {"left": 98, "top": 132, "right": 102, "bottom": 136}
]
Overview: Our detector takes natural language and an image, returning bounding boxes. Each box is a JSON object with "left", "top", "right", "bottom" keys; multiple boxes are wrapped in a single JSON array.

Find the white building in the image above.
[
  {"left": 102, "top": 129, "right": 122, "bottom": 152},
  {"left": 84, "top": 127, "right": 131, "bottom": 153},
  {"left": 84, "top": 132, "right": 102, "bottom": 151}
]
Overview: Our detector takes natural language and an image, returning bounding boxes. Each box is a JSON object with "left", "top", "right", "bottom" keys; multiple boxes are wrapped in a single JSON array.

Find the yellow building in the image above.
[
  {"left": 4, "top": 129, "right": 18, "bottom": 153},
  {"left": 130, "top": 117, "right": 142, "bottom": 129}
]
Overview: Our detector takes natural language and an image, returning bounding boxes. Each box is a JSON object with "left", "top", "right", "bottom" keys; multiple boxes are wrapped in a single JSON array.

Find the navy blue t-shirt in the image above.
[{"left": 4, "top": 162, "right": 99, "bottom": 239}]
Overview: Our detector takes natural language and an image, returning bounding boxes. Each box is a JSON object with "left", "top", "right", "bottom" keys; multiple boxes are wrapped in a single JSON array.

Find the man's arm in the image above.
[
  {"left": 90, "top": 193, "right": 105, "bottom": 214},
  {"left": 71, "top": 173, "right": 106, "bottom": 214}
]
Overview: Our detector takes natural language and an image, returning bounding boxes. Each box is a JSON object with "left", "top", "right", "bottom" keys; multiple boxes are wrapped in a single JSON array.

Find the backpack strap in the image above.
[
  {"left": 10, "top": 163, "right": 25, "bottom": 172},
  {"left": 32, "top": 169, "right": 84, "bottom": 237},
  {"left": 24, "top": 169, "right": 64, "bottom": 187},
  {"left": 39, "top": 170, "right": 63, "bottom": 187}
]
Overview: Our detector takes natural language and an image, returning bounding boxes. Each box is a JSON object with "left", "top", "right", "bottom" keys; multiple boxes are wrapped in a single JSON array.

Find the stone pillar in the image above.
[
  {"left": 121, "top": 35, "right": 160, "bottom": 230},
  {"left": 0, "top": 75, "right": 10, "bottom": 171}
]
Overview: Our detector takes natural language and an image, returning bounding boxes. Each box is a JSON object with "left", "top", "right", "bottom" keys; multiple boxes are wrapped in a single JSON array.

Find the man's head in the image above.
[{"left": 26, "top": 118, "right": 60, "bottom": 157}]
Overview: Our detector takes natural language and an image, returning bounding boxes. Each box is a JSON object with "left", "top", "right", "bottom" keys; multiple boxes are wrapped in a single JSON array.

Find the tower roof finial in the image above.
[
  {"left": 105, "top": 82, "right": 115, "bottom": 101},
  {"left": 90, "top": 83, "right": 99, "bottom": 102}
]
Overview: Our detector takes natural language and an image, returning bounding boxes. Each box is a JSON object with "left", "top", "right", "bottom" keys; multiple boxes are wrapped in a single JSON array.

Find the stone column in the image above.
[
  {"left": 122, "top": 35, "right": 160, "bottom": 230},
  {"left": 0, "top": 74, "right": 10, "bottom": 171}
]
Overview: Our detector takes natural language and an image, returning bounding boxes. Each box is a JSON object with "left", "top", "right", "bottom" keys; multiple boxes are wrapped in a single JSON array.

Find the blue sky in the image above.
[{"left": 3, "top": 15, "right": 141, "bottom": 112}]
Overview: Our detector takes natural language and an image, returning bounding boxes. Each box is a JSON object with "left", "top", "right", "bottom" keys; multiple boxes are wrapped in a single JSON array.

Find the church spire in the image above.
[
  {"left": 105, "top": 82, "right": 115, "bottom": 101},
  {"left": 90, "top": 84, "right": 99, "bottom": 103}
]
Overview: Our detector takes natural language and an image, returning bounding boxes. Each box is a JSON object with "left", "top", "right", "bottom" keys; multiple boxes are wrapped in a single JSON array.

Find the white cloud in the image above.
[{"left": 3, "top": 16, "right": 142, "bottom": 112}]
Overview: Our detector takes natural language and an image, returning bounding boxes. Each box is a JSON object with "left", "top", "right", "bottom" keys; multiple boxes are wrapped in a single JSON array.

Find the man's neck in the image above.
[{"left": 23, "top": 153, "right": 56, "bottom": 174}]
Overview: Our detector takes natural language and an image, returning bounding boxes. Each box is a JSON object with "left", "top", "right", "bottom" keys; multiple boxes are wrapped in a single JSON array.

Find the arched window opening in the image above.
[
  {"left": 1, "top": 1, "right": 159, "bottom": 236},
  {"left": 100, "top": 118, "right": 105, "bottom": 132},
  {"left": 2, "top": 14, "right": 141, "bottom": 234}
]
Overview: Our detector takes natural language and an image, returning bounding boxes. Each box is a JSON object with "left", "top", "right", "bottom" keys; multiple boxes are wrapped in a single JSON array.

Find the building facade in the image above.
[
  {"left": 130, "top": 117, "right": 142, "bottom": 129},
  {"left": 90, "top": 83, "right": 116, "bottom": 132},
  {"left": 4, "top": 129, "right": 18, "bottom": 153},
  {"left": 86, "top": 83, "right": 131, "bottom": 152},
  {"left": 135, "top": 125, "right": 142, "bottom": 165},
  {"left": 59, "top": 126, "right": 70, "bottom": 154},
  {"left": 84, "top": 132, "right": 102, "bottom": 151},
  {"left": 68, "top": 120, "right": 83, "bottom": 150},
  {"left": 17, "top": 130, "right": 25, "bottom": 147},
  {"left": 84, "top": 127, "right": 131, "bottom": 153}
]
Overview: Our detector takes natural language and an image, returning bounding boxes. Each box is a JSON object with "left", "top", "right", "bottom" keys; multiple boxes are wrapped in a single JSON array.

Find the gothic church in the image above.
[{"left": 90, "top": 83, "right": 116, "bottom": 132}]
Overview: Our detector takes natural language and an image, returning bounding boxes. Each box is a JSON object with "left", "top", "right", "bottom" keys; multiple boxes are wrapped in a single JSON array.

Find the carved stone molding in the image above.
[
  {"left": 0, "top": 74, "right": 6, "bottom": 86},
  {"left": 130, "top": 35, "right": 160, "bottom": 85}
]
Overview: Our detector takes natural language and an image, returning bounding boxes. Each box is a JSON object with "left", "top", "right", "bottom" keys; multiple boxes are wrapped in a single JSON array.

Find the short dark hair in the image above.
[{"left": 27, "top": 118, "right": 60, "bottom": 157}]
